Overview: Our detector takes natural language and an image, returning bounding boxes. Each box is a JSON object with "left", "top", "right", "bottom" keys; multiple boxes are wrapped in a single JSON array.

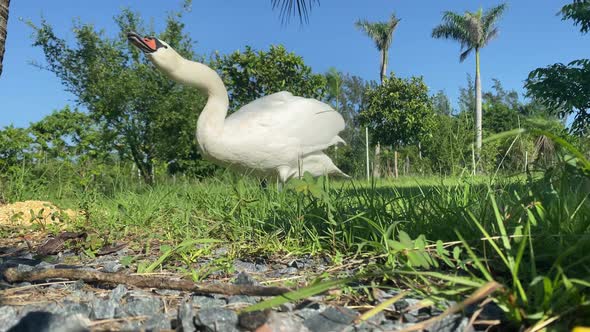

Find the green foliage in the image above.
[
  {"left": 526, "top": 59, "right": 590, "bottom": 135},
  {"left": 29, "top": 106, "right": 101, "bottom": 160},
  {"left": 0, "top": 125, "right": 31, "bottom": 172},
  {"left": 359, "top": 75, "right": 435, "bottom": 148},
  {"left": 421, "top": 112, "right": 473, "bottom": 175},
  {"left": 213, "top": 45, "right": 327, "bottom": 111},
  {"left": 323, "top": 72, "right": 375, "bottom": 177},
  {"left": 525, "top": 1, "right": 590, "bottom": 136},
  {"left": 432, "top": 90, "right": 452, "bottom": 116},
  {"left": 561, "top": 0, "right": 590, "bottom": 34}
]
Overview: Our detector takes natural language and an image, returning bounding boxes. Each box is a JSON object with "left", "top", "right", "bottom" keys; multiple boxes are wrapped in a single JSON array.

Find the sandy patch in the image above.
[{"left": 0, "top": 200, "right": 77, "bottom": 227}]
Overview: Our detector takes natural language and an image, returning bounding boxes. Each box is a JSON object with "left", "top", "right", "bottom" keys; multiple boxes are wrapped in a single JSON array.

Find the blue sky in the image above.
[{"left": 0, "top": 0, "right": 587, "bottom": 128}]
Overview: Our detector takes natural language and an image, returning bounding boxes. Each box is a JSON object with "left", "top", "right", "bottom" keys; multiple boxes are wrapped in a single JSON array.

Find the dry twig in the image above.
[{"left": 3, "top": 267, "right": 291, "bottom": 296}]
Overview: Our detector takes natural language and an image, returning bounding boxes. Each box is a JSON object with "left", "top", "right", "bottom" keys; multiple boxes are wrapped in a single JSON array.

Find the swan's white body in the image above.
[{"left": 130, "top": 34, "right": 347, "bottom": 182}]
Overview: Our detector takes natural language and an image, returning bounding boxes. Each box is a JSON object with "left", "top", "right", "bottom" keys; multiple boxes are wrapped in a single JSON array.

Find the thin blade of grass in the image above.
[
  {"left": 356, "top": 291, "right": 409, "bottom": 323},
  {"left": 241, "top": 278, "right": 351, "bottom": 313}
]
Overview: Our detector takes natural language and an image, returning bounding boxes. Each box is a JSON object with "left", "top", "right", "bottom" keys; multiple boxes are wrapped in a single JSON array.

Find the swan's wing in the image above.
[{"left": 224, "top": 91, "right": 345, "bottom": 150}]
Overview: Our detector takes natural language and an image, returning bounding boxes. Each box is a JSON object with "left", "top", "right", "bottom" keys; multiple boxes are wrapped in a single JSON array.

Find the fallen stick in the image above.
[{"left": 3, "top": 267, "right": 291, "bottom": 297}]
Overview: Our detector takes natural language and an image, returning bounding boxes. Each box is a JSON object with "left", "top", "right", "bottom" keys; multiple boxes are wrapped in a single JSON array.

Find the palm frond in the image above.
[
  {"left": 356, "top": 19, "right": 398, "bottom": 51},
  {"left": 270, "top": 0, "right": 319, "bottom": 24},
  {"left": 482, "top": 3, "right": 508, "bottom": 35},
  {"left": 433, "top": 4, "right": 507, "bottom": 62},
  {"left": 459, "top": 47, "right": 474, "bottom": 62},
  {"left": 432, "top": 22, "right": 470, "bottom": 47},
  {"left": 482, "top": 27, "right": 499, "bottom": 47}
]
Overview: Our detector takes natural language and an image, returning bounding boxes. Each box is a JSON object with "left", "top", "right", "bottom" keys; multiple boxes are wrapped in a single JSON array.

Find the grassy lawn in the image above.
[{"left": 2, "top": 167, "right": 589, "bottom": 329}]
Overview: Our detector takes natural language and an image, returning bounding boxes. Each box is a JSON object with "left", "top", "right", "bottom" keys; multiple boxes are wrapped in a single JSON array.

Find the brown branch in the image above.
[{"left": 3, "top": 268, "right": 291, "bottom": 297}]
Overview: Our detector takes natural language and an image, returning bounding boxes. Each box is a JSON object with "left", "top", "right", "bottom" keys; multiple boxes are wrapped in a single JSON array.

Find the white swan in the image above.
[{"left": 128, "top": 32, "right": 348, "bottom": 183}]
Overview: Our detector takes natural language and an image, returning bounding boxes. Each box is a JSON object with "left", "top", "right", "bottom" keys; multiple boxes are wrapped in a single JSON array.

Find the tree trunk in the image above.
[
  {"left": 393, "top": 150, "right": 398, "bottom": 178},
  {"left": 380, "top": 49, "right": 387, "bottom": 84},
  {"left": 405, "top": 155, "right": 410, "bottom": 175},
  {"left": 474, "top": 48, "right": 482, "bottom": 162},
  {"left": 373, "top": 142, "right": 381, "bottom": 178},
  {"left": 0, "top": 0, "right": 10, "bottom": 77}
]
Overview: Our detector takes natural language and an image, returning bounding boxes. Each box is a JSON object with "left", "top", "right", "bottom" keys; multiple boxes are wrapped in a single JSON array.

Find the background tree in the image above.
[
  {"left": 29, "top": 7, "right": 211, "bottom": 184},
  {"left": 355, "top": 13, "right": 400, "bottom": 177},
  {"left": 29, "top": 106, "right": 101, "bottom": 162},
  {"left": 0, "top": 125, "right": 31, "bottom": 172},
  {"left": 525, "top": 1, "right": 590, "bottom": 135},
  {"left": 561, "top": 0, "right": 590, "bottom": 33},
  {"left": 432, "top": 90, "right": 452, "bottom": 116},
  {"left": 0, "top": 0, "right": 9, "bottom": 76},
  {"left": 355, "top": 13, "right": 400, "bottom": 84},
  {"left": 432, "top": 3, "right": 507, "bottom": 161},
  {"left": 213, "top": 45, "right": 326, "bottom": 111},
  {"left": 331, "top": 73, "right": 376, "bottom": 176},
  {"left": 359, "top": 75, "right": 435, "bottom": 177}
]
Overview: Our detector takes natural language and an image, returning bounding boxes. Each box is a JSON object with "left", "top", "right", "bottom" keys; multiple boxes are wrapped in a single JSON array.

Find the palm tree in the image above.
[
  {"left": 432, "top": 4, "right": 507, "bottom": 160},
  {"left": 0, "top": 0, "right": 9, "bottom": 77},
  {"left": 355, "top": 14, "right": 400, "bottom": 84},
  {"left": 355, "top": 14, "right": 401, "bottom": 178}
]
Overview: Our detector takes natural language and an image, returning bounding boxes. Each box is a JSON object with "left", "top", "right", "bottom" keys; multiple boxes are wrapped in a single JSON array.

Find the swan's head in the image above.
[{"left": 127, "top": 31, "right": 180, "bottom": 74}]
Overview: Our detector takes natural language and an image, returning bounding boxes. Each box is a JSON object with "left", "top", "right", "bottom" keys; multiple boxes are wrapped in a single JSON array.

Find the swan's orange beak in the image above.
[{"left": 127, "top": 31, "right": 159, "bottom": 53}]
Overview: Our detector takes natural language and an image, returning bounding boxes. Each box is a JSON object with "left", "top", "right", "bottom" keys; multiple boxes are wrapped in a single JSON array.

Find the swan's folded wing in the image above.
[{"left": 224, "top": 91, "right": 345, "bottom": 150}]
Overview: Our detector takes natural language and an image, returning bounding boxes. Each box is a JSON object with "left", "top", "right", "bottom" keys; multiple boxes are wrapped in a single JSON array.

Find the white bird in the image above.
[{"left": 128, "top": 32, "right": 348, "bottom": 183}]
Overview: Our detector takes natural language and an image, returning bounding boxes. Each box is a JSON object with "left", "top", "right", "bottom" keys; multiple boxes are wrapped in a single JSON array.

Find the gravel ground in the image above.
[{"left": 0, "top": 236, "right": 506, "bottom": 332}]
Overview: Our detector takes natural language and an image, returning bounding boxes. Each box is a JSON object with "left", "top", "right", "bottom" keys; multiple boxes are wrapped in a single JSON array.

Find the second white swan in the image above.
[{"left": 128, "top": 32, "right": 348, "bottom": 183}]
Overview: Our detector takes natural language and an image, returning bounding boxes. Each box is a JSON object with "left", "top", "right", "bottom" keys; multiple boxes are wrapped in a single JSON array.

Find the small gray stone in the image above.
[
  {"left": 227, "top": 295, "right": 257, "bottom": 305},
  {"left": 191, "top": 295, "right": 226, "bottom": 308},
  {"left": 69, "top": 280, "right": 85, "bottom": 291},
  {"left": 402, "top": 313, "right": 418, "bottom": 323},
  {"left": 233, "top": 271, "right": 258, "bottom": 285},
  {"left": 178, "top": 301, "right": 196, "bottom": 332},
  {"left": 353, "top": 311, "right": 386, "bottom": 330},
  {"left": 102, "top": 261, "right": 123, "bottom": 273},
  {"left": 233, "top": 260, "right": 268, "bottom": 273},
  {"left": 426, "top": 314, "right": 473, "bottom": 332},
  {"left": 379, "top": 322, "right": 406, "bottom": 331},
  {"left": 394, "top": 298, "right": 426, "bottom": 317},
  {"left": 296, "top": 308, "right": 322, "bottom": 321},
  {"left": 277, "top": 267, "right": 299, "bottom": 275},
  {"left": 37, "top": 261, "right": 54, "bottom": 269},
  {"left": 153, "top": 289, "right": 182, "bottom": 296},
  {"left": 122, "top": 297, "right": 162, "bottom": 316},
  {"left": 238, "top": 310, "right": 270, "bottom": 330},
  {"left": 16, "top": 264, "right": 33, "bottom": 273},
  {"left": 0, "top": 306, "right": 19, "bottom": 331},
  {"left": 303, "top": 306, "right": 358, "bottom": 332},
  {"left": 7, "top": 311, "right": 89, "bottom": 332},
  {"left": 261, "top": 312, "right": 309, "bottom": 332},
  {"left": 69, "top": 290, "right": 95, "bottom": 302},
  {"left": 142, "top": 313, "right": 172, "bottom": 330},
  {"left": 109, "top": 284, "right": 128, "bottom": 302},
  {"left": 278, "top": 302, "right": 296, "bottom": 312},
  {"left": 90, "top": 299, "right": 118, "bottom": 320},
  {"left": 194, "top": 308, "right": 239, "bottom": 332},
  {"left": 15, "top": 282, "right": 32, "bottom": 287},
  {"left": 60, "top": 301, "right": 92, "bottom": 318}
]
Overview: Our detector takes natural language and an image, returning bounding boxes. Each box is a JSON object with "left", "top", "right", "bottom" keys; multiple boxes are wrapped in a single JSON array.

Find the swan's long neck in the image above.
[{"left": 154, "top": 53, "right": 229, "bottom": 154}]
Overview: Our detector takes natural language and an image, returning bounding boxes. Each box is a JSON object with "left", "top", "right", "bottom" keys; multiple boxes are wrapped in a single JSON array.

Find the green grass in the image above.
[{"left": 2, "top": 162, "right": 590, "bottom": 330}]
